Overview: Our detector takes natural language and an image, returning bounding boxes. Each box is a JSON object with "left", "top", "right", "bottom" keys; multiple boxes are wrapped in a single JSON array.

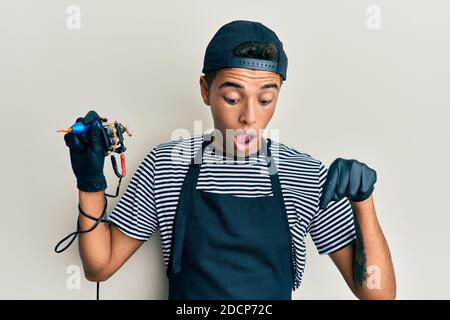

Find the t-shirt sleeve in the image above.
[
  {"left": 107, "top": 147, "right": 158, "bottom": 241},
  {"left": 308, "top": 162, "right": 356, "bottom": 255}
]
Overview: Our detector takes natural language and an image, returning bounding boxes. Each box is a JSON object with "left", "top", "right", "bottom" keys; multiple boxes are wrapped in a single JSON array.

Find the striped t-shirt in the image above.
[{"left": 108, "top": 134, "right": 356, "bottom": 290}]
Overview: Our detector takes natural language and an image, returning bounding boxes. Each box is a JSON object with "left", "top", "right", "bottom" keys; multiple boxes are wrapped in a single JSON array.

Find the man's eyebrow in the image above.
[
  {"left": 218, "top": 81, "right": 244, "bottom": 89},
  {"left": 218, "top": 81, "right": 279, "bottom": 90},
  {"left": 260, "top": 83, "right": 278, "bottom": 90}
]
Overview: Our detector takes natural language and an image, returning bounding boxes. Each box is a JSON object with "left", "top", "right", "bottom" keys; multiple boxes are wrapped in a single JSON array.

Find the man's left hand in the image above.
[{"left": 319, "top": 158, "right": 377, "bottom": 209}]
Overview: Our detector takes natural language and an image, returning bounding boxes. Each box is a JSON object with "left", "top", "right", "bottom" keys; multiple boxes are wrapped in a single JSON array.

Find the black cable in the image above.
[
  {"left": 105, "top": 176, "right": 122, "bottom": 198},
  {"left": 55, "top": 156, "right": 124, "bottom": 300},
  {"left": 99, "top": 175, "right": 122, "bottom": 301},
  {"left": 54, "top": 196, "right": 108, "bottom": 301},
  {"left": 54, "top": 196, "right": 108, "bottom": 253}
]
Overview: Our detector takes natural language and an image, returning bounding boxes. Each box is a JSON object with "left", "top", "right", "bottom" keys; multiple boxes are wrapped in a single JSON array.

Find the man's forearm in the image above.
[
  {"left": 350, "top": 195, "right": 396, "bottom": 299},
  {"left": 78, "top": 190, "right": 112, "bottom": 281}
]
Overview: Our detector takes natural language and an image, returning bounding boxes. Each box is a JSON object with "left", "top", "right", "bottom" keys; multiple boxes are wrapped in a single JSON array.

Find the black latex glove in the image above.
[
  {"left": 319, "top": 158, "right": 377, "bottom": 209},
  {"left": 64, "top": 110, "right": 107, "bottom": 192}
]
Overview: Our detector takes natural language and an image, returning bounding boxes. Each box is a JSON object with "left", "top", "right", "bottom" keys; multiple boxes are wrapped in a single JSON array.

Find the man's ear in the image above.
[{"left": 199, "top": 75, "right": 210, "bottom": 106}]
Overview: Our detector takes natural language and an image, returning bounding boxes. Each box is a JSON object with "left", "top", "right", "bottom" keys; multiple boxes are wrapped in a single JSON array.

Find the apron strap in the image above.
[
  {"left": 170, "top": 135, "right": 213, "bottom": 275},
  {"left": 191, "top": 133, "right": 214, "bottom": 167},
  {"left": 265, "top": 138, "right": 283, "bottom": 200},
  {"left": 265, "top": 138, "right": 294, "bottom": 288}
]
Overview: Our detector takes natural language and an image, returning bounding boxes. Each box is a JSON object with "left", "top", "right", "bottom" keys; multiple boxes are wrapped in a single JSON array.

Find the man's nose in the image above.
[{"left": 239, "top": 102, "right": 257, "bottom": 126}]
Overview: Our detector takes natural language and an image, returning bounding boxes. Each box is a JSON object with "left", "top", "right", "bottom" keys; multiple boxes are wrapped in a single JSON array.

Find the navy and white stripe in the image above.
[{"left": 108, "top": 134, "right": 356, "bottom": 290}]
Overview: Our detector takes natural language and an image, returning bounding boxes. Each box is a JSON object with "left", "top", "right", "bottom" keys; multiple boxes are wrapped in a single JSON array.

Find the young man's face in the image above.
[{"left": 200, "top": 67, "right": 282, "bottom": 157}]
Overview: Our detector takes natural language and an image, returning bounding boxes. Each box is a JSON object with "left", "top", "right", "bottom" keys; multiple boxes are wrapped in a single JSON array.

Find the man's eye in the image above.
[
  {"left": 259, "top": 99, "right": 272, "bottom": 106},
  {"left": 224, "top": 97, "right": 239, "bottom": 105}
]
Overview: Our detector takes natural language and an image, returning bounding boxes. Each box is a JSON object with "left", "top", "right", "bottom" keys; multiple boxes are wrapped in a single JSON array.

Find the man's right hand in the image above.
[{"left": 64, "top": 110, "right": 107, "bottom": 192}]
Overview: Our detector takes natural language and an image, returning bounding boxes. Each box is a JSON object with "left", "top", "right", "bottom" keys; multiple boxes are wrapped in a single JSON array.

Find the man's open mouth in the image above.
[{"left": 233, "top": 133, "right": 256, "bottom": 152}]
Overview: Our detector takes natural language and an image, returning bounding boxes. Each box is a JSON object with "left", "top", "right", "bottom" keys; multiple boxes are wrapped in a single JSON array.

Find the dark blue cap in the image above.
[{"left": 202, "top": 20, "right": 288, "bottom": 81}]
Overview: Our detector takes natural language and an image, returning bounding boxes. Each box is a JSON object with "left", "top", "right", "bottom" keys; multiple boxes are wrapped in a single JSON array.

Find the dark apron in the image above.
[{"left": 167, "top": 135, "right": 294, "bottom": 300}]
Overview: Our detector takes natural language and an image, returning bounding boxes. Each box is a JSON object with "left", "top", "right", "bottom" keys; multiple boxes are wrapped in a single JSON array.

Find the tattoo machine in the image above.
[{"left": 57, "top": 117, "right": 133, "bottom": 198}]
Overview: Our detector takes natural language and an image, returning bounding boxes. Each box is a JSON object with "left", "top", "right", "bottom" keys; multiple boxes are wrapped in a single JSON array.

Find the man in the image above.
[{"left": 64, "top": 20, "right": 396, "bottom": 299}]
